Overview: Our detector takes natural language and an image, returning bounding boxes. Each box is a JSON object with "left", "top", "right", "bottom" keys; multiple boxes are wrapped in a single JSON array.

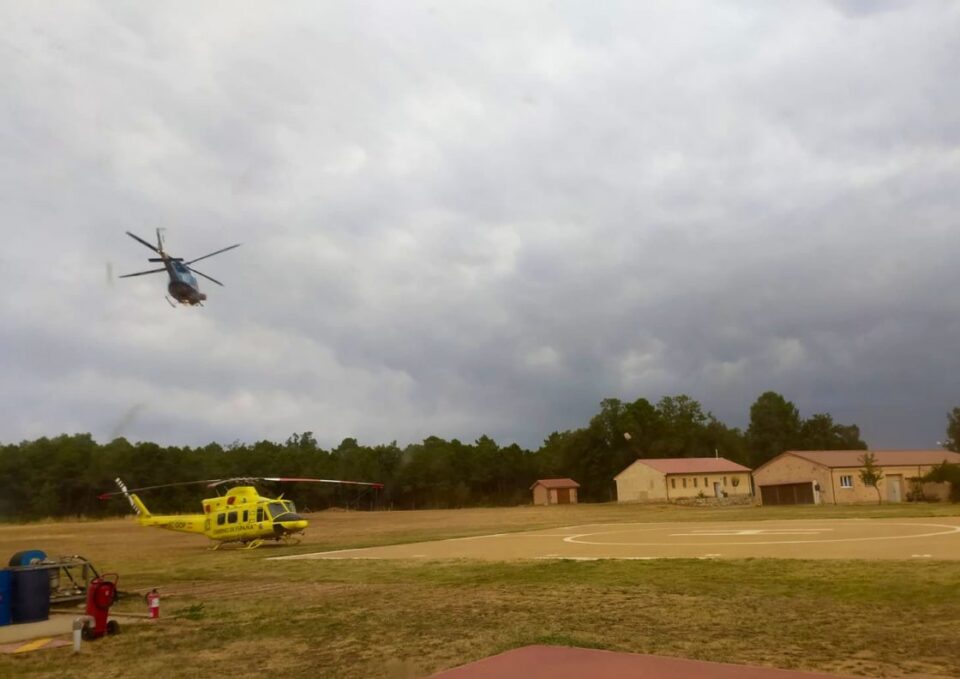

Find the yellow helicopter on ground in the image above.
[{"left": 100, "top": 476, "right": 383, "bottom": 550}]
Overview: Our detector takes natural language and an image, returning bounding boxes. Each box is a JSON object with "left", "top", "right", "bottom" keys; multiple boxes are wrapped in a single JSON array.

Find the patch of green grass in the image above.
[{"left": 171, "top": 603, "right": 206, "bottom": 621}]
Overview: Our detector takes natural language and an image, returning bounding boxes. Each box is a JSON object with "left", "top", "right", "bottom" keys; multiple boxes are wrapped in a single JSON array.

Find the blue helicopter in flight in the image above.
[{"left": 120, "top": 229, "right": 240, "bottom": 306}]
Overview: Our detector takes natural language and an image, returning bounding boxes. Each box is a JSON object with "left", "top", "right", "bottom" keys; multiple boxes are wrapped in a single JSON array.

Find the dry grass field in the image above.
[{"left": 2, "top": 502, "right": 960, "bottom": 678}]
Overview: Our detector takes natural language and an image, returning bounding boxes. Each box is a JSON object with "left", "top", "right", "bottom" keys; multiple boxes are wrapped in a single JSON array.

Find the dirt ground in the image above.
[
  {"left": 2, "top": 504, "right": 960, "bottom": 678},
  {"left": 3, "top": 502, "right": 959, "bottom": 568},
  {"left": 273, "top": 516, "right": 960, "bottom": 562}
]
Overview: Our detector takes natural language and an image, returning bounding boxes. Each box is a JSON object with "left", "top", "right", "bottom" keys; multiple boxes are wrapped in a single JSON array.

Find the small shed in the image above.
[{"left": 530, "top": 478, "right": 580, "bottom": 506}]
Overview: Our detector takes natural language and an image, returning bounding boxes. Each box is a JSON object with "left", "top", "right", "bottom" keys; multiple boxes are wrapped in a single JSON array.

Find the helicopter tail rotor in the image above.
[{"left": 113, "top": 478, "right": 151, "bottom": 517}]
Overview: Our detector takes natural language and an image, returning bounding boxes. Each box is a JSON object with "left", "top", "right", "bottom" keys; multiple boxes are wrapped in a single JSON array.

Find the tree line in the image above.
[{"left": 1, "top": 392, "right": 954, "bottom": 521}]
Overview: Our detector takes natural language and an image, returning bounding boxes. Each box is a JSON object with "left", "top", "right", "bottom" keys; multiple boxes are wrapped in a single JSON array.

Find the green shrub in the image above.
[{"left": 922, "top": 462, "right": 960, "bottom": 502}]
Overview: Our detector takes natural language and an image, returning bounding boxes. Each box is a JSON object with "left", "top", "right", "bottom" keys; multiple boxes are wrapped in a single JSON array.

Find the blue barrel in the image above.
[
  {"left": 8, "top": 550, "right": 46, "bottom": 567},
  {"left": 0, "top": 569, "right": 11, "bottom": 626},
  {"left": 11, "top": 568, "right": 50, "bottom": 624}
]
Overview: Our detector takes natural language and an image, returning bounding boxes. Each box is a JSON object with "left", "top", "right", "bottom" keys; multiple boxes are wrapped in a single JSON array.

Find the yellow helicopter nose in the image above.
[{"left": 280, "top": 519, "right": 308, "bottom": 532}]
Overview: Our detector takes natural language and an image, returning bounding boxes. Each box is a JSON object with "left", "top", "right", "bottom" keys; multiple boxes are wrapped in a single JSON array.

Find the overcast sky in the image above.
[{"left": 2, "top": 1, "right": 958, "bottom": 451}]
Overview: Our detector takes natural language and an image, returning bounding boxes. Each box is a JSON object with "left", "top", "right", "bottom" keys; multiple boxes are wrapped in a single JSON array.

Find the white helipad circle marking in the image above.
[
  {"left": 533, "top": 556, "right": 662, "bottom": 561},
  {"left": 563, "top": 523, "right": 960, "bottom": 547},
  {"left": 671, "top": 529, "right": 832, "bottom": 536}
]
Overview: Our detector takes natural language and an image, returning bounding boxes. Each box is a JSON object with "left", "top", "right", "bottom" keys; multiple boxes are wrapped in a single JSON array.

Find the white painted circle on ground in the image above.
[{"left": 562, "top": 522, "right": 960, "bottom": 547}]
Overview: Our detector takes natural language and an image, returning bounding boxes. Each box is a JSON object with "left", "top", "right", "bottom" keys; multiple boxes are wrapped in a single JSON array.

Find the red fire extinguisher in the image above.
[
  {"left": 145, "top": 588, "right": 160, "bottom": 619},
  {"left": 83, "top": 574, "right": 120, "bottom": 639}
]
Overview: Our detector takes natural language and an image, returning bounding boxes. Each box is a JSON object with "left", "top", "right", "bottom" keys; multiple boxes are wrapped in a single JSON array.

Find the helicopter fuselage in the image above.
[
  {"left": 126, "top": 486, "right": 308, "bottom": 548},
  {"left": 164, "top": 260, "right": 206, "bottom": 305}
]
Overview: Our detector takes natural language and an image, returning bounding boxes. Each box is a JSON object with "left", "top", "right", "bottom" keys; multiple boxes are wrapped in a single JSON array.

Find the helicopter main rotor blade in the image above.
[
  {"left": 98, "top": 479, "right": 226, "bottom": 500},
  {"left": 186, "top": 243, "right": 241, "bottom": 265},
  {"left": 118, "top": 267, "right": 167, "bottom": 278},
  {"left": 126, "top": 231, "right": 162, "bottom": 254},
  {"left": 207, "top": 477, "right": 384, "bottom": 489},
  {"left": 187, "top": 266, "right": 223, "bottom": 286},
  {"left": 261, "top": 477, "right": 385, "bottom": 489}
]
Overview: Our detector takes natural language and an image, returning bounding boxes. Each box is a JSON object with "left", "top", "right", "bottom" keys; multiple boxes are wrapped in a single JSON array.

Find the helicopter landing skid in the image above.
[
  {"left": 280, "top": 535, "right": 302, "bottom": 546},
  {"left": 242, "top": 540, "right": 265, "bottom": 550},
  {"left": 164, "top": 296, "right": 177, "bottom": 308}
]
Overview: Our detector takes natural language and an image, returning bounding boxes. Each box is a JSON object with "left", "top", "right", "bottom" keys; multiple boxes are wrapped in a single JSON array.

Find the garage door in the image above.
[{"left": 760, "top": 482, "right": 815, "bottom": 506}]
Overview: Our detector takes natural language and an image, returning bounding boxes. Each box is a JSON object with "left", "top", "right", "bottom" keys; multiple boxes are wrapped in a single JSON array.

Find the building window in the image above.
[
  {"left": 671, "top": 478, "right": 676, "bottom": 489},
  {"left": 693, "top": 478, "right": 698, "bottom": 488},
  {"left": 840, "top": 475, "right": 853, "bottom": 488},
  {"left": 723, "top": 476, "right": 727, "bottom": 486},
  {"left": 704, "top": 477, "right": 708, "bottom": 486},
  {"left": 682, "top": 478, "right": 687, "bottom": 488}
]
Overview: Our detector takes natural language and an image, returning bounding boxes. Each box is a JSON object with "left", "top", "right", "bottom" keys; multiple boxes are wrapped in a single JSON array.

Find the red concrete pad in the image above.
[{"left": 431, "top": 645, "right": 848, "bottom": 679}]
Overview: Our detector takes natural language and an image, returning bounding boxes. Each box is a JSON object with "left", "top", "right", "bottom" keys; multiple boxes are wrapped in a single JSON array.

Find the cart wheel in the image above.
[
  {"left": 107, "top": 620, "right": 120, "bottom": 635},
  {"left": 82, "top": 626, "right": 95, "bottom": 641}
]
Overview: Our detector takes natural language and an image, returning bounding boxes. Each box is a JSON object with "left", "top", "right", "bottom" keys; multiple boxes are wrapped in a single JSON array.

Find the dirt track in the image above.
[{"left": 273, "top": 517, "right": 960, "bottom": 561}]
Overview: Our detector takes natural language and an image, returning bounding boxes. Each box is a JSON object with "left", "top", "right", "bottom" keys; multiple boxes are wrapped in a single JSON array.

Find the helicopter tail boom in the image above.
[
  {"left": 128, "top": 493, "right": 152, "bottom": 518},
  {"left": 111, "top": 478, "right": 206, "bottom": 532},
  {"left": 137, "top": 512, "right": 207, "bottom": 533}
]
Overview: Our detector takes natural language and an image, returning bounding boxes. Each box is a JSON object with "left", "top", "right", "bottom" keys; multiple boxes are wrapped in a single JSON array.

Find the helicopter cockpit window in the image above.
[
  {"left": 270, "top": 501, "right": 297, "bottom": 518},
  {"left": 256, "top": 507, "right": 264, "bottom": 522},
  {"left": 173, "top": 261, "right": 189, "bottom": 273}
]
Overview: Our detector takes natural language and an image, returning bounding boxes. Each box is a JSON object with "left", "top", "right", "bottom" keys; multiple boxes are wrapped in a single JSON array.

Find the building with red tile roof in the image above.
[
  {"left": 614, "top": 458, "right": 752, "bottom": 503},
  {"left": 530, "top": 478, "right": 580, "bottom": 505},
  {"left": 753, "top": 450, "right": 960, "bottom": 505}
]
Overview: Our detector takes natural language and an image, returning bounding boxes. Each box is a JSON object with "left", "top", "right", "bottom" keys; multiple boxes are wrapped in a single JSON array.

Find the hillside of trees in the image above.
[{"left": 4, "top": 389, "right": 925, "bottom": 521}]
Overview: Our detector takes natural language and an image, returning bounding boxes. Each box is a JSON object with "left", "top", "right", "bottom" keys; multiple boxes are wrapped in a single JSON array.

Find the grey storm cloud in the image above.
[{"left": 1, "top": 1, "right": 958, "bottom": 450}]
